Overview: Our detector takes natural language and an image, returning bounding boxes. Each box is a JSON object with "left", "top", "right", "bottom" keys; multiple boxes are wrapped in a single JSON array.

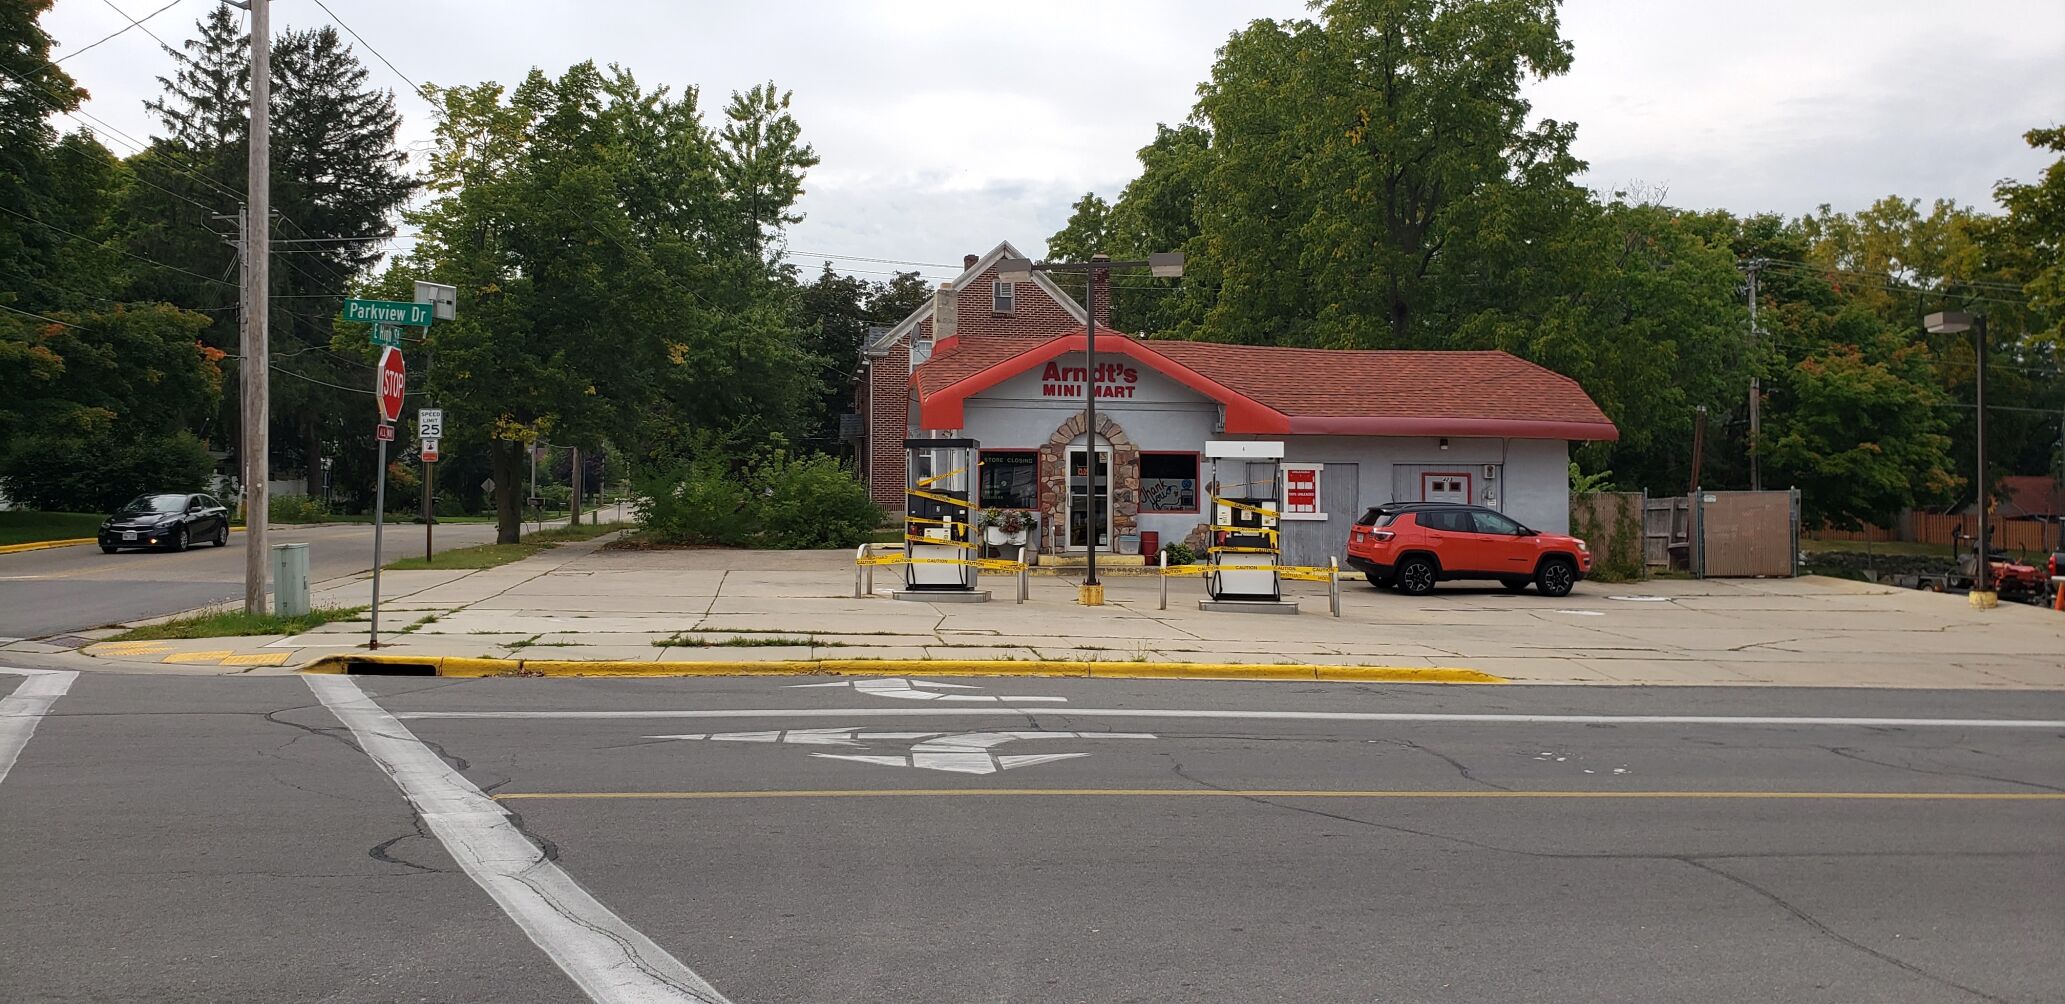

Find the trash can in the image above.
[
  {"left": 1140, "top": 531, "right": 1160, "bottom": 559},
  {"left": 271, "top": 542, "right": 311, "bottom": 617}
]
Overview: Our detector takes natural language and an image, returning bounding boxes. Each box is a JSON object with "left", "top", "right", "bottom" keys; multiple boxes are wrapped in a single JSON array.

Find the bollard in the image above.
[
  {"left": 1016, "top": 546, "right": 1028, "bottom": 603},
  {"left": 854, "top": 545, "right": 867, "bottom": 598},
  {"left": 1158, "top": 549, "right": 1169, "bottom": 610},
  {"left": 1329, "top": 556, "right": 1341, "bottom": 618}
]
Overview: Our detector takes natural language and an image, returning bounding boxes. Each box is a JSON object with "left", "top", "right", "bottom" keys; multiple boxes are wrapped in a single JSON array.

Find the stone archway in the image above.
[{"left": 1036, "top": 414, "right": 1139, "bottom": 553}]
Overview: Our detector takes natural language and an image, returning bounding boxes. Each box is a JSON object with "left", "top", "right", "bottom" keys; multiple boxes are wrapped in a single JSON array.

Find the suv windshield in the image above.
[{"left": 118, "top": 494, "right": 188, "bottom": 515}]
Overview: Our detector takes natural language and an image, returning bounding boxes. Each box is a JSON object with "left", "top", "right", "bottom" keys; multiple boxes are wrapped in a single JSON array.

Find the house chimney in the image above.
[
  {"left": 963, "top": 253, "right": 979, "bottom": 270},
  {"left": 1088, "top": 253, "right": 1111, "bottom": 329},
  {"left": 930, "top": 280, "right": 957, "bottom": 351}
]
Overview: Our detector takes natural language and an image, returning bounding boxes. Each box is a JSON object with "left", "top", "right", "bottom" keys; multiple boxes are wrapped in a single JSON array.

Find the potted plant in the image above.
[
  {"left": 1001, "top": 509, "right": 1029, "bottom": 546},
  {"left": 981, "top": 507, "right": 1008, "bottom": 546}
]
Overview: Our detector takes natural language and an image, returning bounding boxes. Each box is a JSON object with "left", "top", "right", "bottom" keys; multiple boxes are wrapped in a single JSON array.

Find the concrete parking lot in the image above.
[{"left": 61, "top": 537, "right": 2065, "bottom": 690}]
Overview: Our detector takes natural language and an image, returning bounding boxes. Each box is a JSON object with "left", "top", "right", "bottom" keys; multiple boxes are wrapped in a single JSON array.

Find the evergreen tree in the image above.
[
  {"left": 0, "top": 0, "right": 80, "bottom": 315},
  {"left": 717, "top": 82, "right": 818, "bottom": 260}
]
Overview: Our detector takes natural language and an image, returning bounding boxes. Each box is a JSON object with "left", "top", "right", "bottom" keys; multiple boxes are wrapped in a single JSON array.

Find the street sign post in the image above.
[
  {"left": 374, "top": 423, "right": 395, "bottom": 442},
  {"left": 343, "top": 299, "right": 434, "bottom": 327},
  {"left": 420, "top": 438, "right": 439, "bottom": 462},
  {"left": 369, "top": 324, "right": 402, "bottom": 349},
  {"left": 413, "top": 281, "right": 458, "bottom": 321},
  {"left": 369, "top": 346, "right": 406, "bottom": 649},
  {"left": 417, "top": 408, "right": 443, "bottom": 439}
]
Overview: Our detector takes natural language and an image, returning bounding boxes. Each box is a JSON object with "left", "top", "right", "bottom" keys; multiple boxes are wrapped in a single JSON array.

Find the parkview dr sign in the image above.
[{"left": 343, "top": 298, "right": 434, "bottom": 327}]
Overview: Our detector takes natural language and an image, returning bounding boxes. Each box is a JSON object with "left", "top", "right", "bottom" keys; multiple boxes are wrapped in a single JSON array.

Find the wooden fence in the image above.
[
  {"left": 1571, "top": 491, "right": 1647, "bottom": 579},
  {"left": 1805, "top": 513, "right": 2060, "bottom": 552}
]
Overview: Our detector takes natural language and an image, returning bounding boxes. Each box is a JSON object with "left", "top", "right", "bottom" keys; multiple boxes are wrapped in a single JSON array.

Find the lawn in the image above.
[
  {"left": 0, "top": 511, "right": 105, "bottom": 547},
  {"left": 108, "top": 605, "right": 366, "bottom": 642},
  {"left": 383, "top": 522, "right": 629, "bottom": 570}
]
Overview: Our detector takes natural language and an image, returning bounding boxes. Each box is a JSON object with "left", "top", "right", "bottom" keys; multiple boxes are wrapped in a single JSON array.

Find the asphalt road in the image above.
[
  {"left": 0, "top": 669, "right": 2059, "bottom": 1003},
  {"left": 0, "top": 521, "right": 501, "bottom": 638}
]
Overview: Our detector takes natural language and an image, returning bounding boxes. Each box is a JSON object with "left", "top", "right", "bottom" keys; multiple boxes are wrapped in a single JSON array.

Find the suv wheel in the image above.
[
  {"left": 1535, "top": 557, "right": 1576, "bottom": 598},
  {"left": 1395, "top": 556, "right": 1438, "bottom": 596},
  {"left": 1500, "top": 578, "right": 1531, "bottom": 593}
]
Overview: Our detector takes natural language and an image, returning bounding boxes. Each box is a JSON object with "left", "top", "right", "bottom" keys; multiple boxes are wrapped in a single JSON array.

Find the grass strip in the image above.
[
  {"left": 108, "top": 605, "right": 367, "bottom": 642},
  {"left": 0, "top": 511, "right": 104, "bottom": 546}
]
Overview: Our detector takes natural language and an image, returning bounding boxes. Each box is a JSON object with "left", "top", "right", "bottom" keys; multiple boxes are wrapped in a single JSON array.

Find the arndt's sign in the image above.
[
  {"left": 1040, "top": 360, "right": 1140, "bottom": 399},
  {"left": 343, "top": 299, "right": 434, "bottom": 327}
]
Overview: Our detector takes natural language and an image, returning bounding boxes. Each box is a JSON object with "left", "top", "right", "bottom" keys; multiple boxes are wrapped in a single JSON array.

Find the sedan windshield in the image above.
[{"left": 117, "top": 494, "right": 188, "bottom": 515}]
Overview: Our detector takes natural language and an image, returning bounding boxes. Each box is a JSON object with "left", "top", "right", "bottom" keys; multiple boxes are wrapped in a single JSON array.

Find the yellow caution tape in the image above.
[
  {"left": 917, "top": 467, "right": 968, "bottom": 488},
  {"left": 906, "top": 488, "right": 972, "bottom": 509},
  {"left": 905, "top": 535, "right": 975, "bottom": 550},
  {"left": 1210, "top": 496, "right": 1279, "bottom": 518},
  {"left": 1207, "top": 524, "right": 1279, "bottom": 539},
  {"left": 905, "top": 515, "right": 969, "bottom": 530},
  {"left": 856, "top": 554, "right": 1026, "bottom": 572},
  {"left": 1207, "top": 546, "right": 1281, "bottom": 555}
]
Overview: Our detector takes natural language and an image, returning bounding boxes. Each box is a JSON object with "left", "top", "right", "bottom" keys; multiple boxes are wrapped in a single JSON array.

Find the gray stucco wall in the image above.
[{"left": 948, "top": 351, "right": 1575, "bottom": 549}]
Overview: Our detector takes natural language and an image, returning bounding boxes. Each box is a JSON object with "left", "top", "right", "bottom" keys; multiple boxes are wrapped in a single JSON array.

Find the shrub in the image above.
[
  {"left": 270, "top": 494, "right": 329, "bottom": 523},
  {"left": 750, "top": 451, "right": 879, "bottom": 549},
  {"left": 433, "top": 493, "right": 468, "bottom": 518},
  {"left": 0, "top": 430, "right": 215, "bottom": 512},
  {"left": 1162, "top": 541, "right": 1198, "bottom": 566},
  {"left": 635, "top": 457, "right": 754, "bottom": 546}
]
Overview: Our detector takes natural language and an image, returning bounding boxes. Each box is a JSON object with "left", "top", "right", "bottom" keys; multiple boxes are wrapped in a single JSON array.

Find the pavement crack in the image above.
[
  {"left": 1679, "top": 858, "right": 2014, "bottom": 1003},
  {"left": 1377, "top": 738, "right": 1512, "bottom": 791},
  {"left": 1820, "top": 745, "right": 2065, "bottom": 793},
  {"left": 368, "top": 815, "right": 446, "bottom": 875},
  {"left": 1168, "top": 762, "right": 1526, "bottom": 855}
]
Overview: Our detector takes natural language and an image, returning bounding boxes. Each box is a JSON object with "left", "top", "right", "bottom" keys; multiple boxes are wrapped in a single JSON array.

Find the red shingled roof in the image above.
[{"left": 911, "top": 330, "right": 1618, "bottom": 441}]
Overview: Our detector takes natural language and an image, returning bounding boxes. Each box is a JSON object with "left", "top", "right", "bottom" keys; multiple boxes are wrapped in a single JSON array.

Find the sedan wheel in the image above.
[
  {"left": 1395, "top": 557, "right": 1437, "bottom": 596},
  {"left": 1536, "top": 558, "right": 1576, "bottom": 598},
  {"left": 213, "top": 522, "right": 229, "bottom": 547},
  {"left": 100, "top": 545, "right": 118, "bottom": 554},
  {"left": 169, "top": 527, "right": 188, "bottom": 553}
]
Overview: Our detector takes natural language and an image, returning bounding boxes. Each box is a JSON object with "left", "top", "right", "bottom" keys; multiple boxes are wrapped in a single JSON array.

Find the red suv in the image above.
[{"left": 1345, "top": 503, "right": 1591, "bottom": 597}]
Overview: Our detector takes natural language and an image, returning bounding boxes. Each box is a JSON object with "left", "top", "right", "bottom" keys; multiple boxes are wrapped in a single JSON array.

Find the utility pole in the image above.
[
  {"left": 1974, "top": 314, "right": 1990, "bottom": 597},
  {"left": 240, "top": 0, "right": 271, "bottom": 615},
  {"left": 569, "top": 446, "right": 583, "bottom": 527},
  {"left": 1747, "top": 259, "right": 1762, "bottom": 492}
]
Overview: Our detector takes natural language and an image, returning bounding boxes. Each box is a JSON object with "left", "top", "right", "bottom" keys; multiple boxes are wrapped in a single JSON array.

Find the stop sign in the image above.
[{"left": 375, "top": 347, "right": 406, "bottom": 422}]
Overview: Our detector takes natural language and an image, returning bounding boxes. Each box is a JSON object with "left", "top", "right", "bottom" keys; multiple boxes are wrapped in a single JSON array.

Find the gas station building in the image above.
[{"left": 857, "top": 243, "right": 1619, "bottom": 567}]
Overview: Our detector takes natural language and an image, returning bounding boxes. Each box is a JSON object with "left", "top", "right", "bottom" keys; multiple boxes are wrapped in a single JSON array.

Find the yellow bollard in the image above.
[{"left": 1079, "top": 582, "right": 1105, "bottom": 606}]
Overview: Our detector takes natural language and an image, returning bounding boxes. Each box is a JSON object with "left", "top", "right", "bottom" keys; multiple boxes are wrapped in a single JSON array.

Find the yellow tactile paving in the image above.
[
  {"left": 220, "top": 652, "right": 292, "bottom": 667},
  {"left": 162, "top": 650, "right": 236, "bottom": 664},
  {"left": 95, "top": 642, "right": 172, "bottom": 656}
]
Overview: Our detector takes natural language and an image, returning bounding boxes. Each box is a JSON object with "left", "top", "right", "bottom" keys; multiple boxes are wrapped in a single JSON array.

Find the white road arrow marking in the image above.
[
  {"left": 646, "top": 728, "right": 1156, "bottom": 775},
  {"left": 784, "top": 678, "right": 1067, "bottom": 703},
  {"left": 816, "top": 731, "right": 1156, "bottom": 775}
]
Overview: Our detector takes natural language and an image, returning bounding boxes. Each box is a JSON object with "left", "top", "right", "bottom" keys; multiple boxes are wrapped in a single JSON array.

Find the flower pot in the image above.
[
  {"left": 985, "top": 527, "right": 1007, "bottom": 546},
  {"left": 1006, "top": 529, "right": 1028, "bottom": 546}
]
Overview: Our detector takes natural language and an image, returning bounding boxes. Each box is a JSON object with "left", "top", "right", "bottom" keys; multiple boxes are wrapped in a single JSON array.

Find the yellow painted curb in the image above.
[
  {"left": 0, "top": 526, "right": 247, "bottom": 555},
  {"left": 301, "top": 654, "right": 1504, "bottom": 684}
]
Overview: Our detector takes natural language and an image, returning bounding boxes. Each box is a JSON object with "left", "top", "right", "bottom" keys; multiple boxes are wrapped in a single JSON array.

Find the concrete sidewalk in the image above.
[{"left": 58, "top": 533, "right": 2065, "bottom": 689}]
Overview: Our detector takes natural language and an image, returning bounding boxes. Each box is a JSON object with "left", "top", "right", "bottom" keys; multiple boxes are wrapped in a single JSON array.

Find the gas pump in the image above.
[
  {"left": 1204, "top": 441, "right": 1284, "bottom": 601},
  {"left": 903, "top": 437, "right": 980, "bottom": 592}
]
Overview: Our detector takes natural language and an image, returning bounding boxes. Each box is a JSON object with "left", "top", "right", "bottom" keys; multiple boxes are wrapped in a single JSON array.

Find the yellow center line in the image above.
[{"left": 490, "top": 789, "right": 2065, "bottom": 802}]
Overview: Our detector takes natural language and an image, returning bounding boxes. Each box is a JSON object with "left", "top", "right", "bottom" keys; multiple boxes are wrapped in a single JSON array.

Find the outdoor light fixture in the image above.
[
  {"left": 995, "top": 256, "right": 1033, "bottom": 284},
  {"left": 1924, "top": 309, "right": 1994, "bottom": 607},
  {"left": 1439, "top": 438, "right": 1450, "bottom": 450},
  {"left": 1148, "top": 251, "right": 1187, "bottom": 278}
]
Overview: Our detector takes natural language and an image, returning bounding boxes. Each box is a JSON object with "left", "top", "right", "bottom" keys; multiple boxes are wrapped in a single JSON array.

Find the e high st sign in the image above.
[{"left": 1041, "top": 360, "right": 1141, "bottom": 399}]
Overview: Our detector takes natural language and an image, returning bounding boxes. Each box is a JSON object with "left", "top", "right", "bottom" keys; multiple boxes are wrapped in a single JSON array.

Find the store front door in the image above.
[{"left": 1067, "top": 446, "right": 1112, "bottom": 550}]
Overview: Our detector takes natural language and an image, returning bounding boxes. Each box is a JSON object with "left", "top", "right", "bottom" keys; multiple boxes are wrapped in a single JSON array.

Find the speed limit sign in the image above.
[{"left": 417, "top": 408, "right": 443, "bottom": 439}]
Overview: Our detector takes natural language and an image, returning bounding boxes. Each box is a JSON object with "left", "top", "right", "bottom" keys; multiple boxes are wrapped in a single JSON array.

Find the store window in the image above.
[
  {"left": 993, "top": 281, "right": 1016, "bottom": 314},
  {"left": 1139, "top": 452, "right": 1199, "bottom": 513},
  {"left": 979, "top": 450, "right": 1038, "bottom": 509}
]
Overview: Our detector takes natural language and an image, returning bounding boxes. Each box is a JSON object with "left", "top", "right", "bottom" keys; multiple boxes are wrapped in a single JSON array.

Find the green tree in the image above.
[
  {"left": 717, "top": 82, "right": 818, "bottom": 259},
  {"left": 1762, "top": 333, "right": 1957, "bottom": 529},
  {"left": 0, "top": 0, "right": 81, "bottom": 316}
]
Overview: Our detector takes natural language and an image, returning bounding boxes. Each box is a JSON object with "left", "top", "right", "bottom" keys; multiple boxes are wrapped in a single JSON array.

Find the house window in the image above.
[
  {"left": 993, "top": 280, "right": 1015, "bottom": 314},
  {"left": 1139, "top": 452, "right": 1200, "bottom": 513},
  {"left": 979, "top": 450, "right": 1038, "bottom": 509}
]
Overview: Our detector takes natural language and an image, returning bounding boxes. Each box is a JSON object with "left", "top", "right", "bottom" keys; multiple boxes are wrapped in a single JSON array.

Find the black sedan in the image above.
[{"left": 100, "top": 493, "right": 232, "bottom": 553}]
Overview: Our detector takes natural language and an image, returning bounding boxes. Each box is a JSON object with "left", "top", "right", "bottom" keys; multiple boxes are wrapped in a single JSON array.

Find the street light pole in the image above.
[
  {"left": 1925, "top": 310, "right": 1993, "bottom": 607},
  {"left": 997, "top": 251, "right": 1185, "bottom": 606}
]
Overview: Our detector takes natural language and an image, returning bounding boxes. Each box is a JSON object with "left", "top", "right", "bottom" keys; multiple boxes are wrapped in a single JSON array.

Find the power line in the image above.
[
  {"left": 0, "top": 203, "right": 238, "bottom": 287},
  {"left": 1754, "top": 257, "right": 2030, "bottom": 294},
  {"left": 96, "top": 0, "right": 182, "bottom": 55},
  {"left": 52, "top": 0, "right": 184, "bottom": 65},
  {"left": 305, "top": 0, "right": 438, "bottom": 110},
  {"left": 0, "top": 302, "right": 91, "bottom": 330}
]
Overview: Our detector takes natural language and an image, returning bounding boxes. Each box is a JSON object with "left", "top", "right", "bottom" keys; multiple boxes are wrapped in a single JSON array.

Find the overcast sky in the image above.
[{"left": 40, "top": 0, "right": 2065, "bottom": 285}]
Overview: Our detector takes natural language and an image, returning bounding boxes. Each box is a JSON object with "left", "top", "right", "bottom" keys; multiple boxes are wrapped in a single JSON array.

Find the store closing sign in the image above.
[
  {"left": 1282, "top": 462, "right": 1325, "bottom": 519},
  {"left": 1041, "top": 360, "right": 1140, "bottom": 399}
]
